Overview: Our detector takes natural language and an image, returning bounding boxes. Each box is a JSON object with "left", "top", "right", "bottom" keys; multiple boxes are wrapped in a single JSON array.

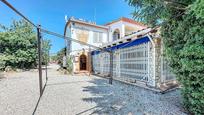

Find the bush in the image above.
[
  {"left": 162, "top": 14, "right": 204, "bottom": 114},
  {"left": 0, "top": 55, "right": 6, "bottom": 70},
  {"left": 66, "top": 56, "right": 73, "bottom": 73},
  {"left": 127, "top": 0, "right": 204, "bottom": 114},
  {"left": 0, "top": 20, "right": 37, "bottom": 70}
]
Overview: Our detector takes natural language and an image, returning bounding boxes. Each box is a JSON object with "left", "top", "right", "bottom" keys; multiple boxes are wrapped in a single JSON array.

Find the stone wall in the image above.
[{"left": 154, "top": 38, "right": 162, "bottom": 88}]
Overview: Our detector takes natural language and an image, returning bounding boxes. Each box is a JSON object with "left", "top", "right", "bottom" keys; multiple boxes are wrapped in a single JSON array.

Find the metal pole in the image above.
[
  {"left": 88, "top": 47, "right": 92, "bottom": 76},
  {"left": 37, "top": 25, "right": 43, "bottom": 96},
  {"left": 109, "top": 51, "right": 113, "bottom": 84},
  {"left": 46, "top": 51, "right": 48, "bottom": 81}
]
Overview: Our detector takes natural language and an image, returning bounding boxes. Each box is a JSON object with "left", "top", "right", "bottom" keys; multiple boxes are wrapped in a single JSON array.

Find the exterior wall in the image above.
[
  {"left": 107, "top": 21, "right": 146, "bottom": 42},
  {"left": 65, "top": 26, "right": 72, "bottom": 54},
  {"left": 122, "top": 21, "right": 146, "bottom": 35},
  {"left": 66, "top": 22, "right": 108, "bottom": 55},
  {"left": 108, "top": 21, "right": 125, "bottom": 41},
  {"left": 65, "top": 22, "right": 108, "bottom": 73},
  {"left": 154, "top": 38, "right": 162, "bottom": 88},
  {"left": 72, "top": 50, "right": 90, "bottom": 73}
]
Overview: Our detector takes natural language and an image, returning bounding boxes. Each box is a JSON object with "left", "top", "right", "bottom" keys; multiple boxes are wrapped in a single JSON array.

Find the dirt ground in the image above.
[{"left": 0, "top": 64, "right": 186, "bottom": 115}]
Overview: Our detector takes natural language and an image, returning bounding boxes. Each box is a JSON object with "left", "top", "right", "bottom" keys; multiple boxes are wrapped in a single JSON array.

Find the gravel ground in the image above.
[{"left": 0, "top": 64, "right": 187, "bottom": 115}]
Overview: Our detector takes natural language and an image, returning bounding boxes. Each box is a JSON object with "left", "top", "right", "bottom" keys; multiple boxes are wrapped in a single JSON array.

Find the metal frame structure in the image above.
[
  {"left": 1, "top": 0, "right": 178, "bottom": 93},
  {"left": 37, "top": 25, "right": 43, "bottom": 96},
  {"left": 91, "top": 33, "right": 177, "bottom": 89},
  {"left": 92, "top": 39, "right": 151, "bottom": 84},
  {"left": 0, "top": 0, "right": 114, "bottom": 97}
]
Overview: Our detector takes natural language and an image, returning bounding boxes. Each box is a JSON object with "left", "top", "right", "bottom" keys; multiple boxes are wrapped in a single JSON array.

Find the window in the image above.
[
  {"left": 76, "top": 29, "right": 89, "bottom": 43},
  {"left": 93, "top": 32, "right": 103, "bottom": 43},
  {"left": 113, "top": 29, "right": 120, "bottom": 41},
  {"left": 99, "top": 33, "right": 103, "bottom": 42}
]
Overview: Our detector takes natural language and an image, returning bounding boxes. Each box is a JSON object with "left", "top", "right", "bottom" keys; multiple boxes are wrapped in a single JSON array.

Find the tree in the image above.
[
  {"left": 53, "top": 47, "right": 73, "bottom": 72},
  {"left": 42, "top": 39, "right": 51, "bottom": 65},
  {"left": 55, "top": 47, "right": 66, "bottom": 67},
  {"left": 0, "top": 19, "right": 37, "bottom": 70},
  {"left": 127, "top": 0, "right": 204, "bottom": 114}
]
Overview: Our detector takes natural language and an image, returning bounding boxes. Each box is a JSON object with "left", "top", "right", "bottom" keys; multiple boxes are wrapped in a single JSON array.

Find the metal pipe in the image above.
[
  {"left": 0, "top": 0, "right": 37, "bottom": 28},
  {"left": 147, "top": 34, "right": 156, "bottom": 87},
  {"left": 37, "top": 25, "right": 43, "bottom": 96},
  {"left": 147, "top": 34, "right": 155, "bottom": 47},
  {"left": 46, "top": 50, "right": 48, "bottom": 81},
  {"left": 41, "top": 29, "right": 105, "bottom": 51},
  {"left": 0, "top": 0, "right": 111, "bottom": 53}
]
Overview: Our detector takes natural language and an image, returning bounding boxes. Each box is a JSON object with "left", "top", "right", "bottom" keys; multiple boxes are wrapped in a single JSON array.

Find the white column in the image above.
[{"left": 121, "top": 24, "right": 125, "bottom": 38}]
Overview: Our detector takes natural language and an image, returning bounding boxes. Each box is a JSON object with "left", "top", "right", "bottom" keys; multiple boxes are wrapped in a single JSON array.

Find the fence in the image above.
[{"left": 92, "top": 36, "right": 176, "bottom": 88}]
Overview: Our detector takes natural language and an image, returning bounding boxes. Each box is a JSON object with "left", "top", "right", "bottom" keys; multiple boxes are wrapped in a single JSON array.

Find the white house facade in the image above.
[{"left": 64, "top": 17, "right": 177, "bottom": 92}]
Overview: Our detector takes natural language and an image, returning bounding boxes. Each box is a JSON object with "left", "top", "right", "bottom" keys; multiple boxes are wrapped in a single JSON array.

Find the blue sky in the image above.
[{"left": 0, "top": 0, "right": 134, "bottom": 54}]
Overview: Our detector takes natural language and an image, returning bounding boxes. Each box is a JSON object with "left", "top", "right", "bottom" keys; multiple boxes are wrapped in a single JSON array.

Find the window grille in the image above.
[
  {"left": 91, "top": 39, "right": 177, "bottom": 86},
  {"left": 118, "top": 43, "right": 149, "bottom": 81},
  {"left": 100, "top": 52, "right": 110, "bottom": 75},
  {"left": 92, "top": 42, "right": 149, "bottom": 82},
  {"left": 92, "top": 54, "right": 100, "bottom": 74},
  {"left": 113, "top": 51, "right": 119, "bottom": 77}
]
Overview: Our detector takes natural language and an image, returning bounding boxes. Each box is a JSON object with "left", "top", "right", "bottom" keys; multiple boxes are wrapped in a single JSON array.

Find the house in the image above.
[
  {"left": 64, "top": 17, "right": 146, "bottom": 73},
  {"left": 64, "top": 17, "right": 177, "bottom": 91}
]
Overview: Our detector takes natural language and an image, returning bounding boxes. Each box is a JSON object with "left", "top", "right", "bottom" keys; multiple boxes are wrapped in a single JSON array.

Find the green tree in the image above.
[
  {"left": 127, "top": 0, "right": 204, "bottom": 114},
  {"left": 42, "top": 39, "right": 51, "bottom": 65},
  {"left": 56, "top": 47, "right": 66, "bottom": 67},
  {"left": 53, "top": 47, "right": 73, "bottom": 72},
  {"left": 0, "top": 19, "right": 37, "bottom": 70}
]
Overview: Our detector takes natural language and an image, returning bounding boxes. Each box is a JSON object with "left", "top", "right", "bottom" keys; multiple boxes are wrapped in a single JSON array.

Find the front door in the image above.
[{"left": 80, "top": 54, "right": 87, "bottom": 70}]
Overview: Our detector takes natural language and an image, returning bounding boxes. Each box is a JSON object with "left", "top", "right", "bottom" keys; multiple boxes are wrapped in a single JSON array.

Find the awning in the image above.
[{"left": 91, "top": 36, "right": 150, "bottom": 55}]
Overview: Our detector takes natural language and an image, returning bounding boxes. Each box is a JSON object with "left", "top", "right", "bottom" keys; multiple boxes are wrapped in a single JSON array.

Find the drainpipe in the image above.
[
  {"left": 147, "top": 34, "right": 156, "bottom": 87},
  {"left": 147, "top": 34, "right": 155, "bottom": 47}
]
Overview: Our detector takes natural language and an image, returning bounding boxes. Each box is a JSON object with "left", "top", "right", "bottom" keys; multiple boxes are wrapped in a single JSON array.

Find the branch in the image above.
[{"left": 163, "top": 0, "right": 188, "bottom": 6}]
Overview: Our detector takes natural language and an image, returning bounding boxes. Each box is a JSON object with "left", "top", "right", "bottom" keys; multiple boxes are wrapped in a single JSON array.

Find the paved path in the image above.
[{"left": 0, "top": 64, "right": 186, "bottom": 115}]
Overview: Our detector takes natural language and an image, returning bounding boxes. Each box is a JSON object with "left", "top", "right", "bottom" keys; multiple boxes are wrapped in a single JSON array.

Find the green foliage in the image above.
[
  {"left": 0, "top": 55, "right": 6, "bottom": 70},
  {"left": 127, "top": 0, "right": 204, "bottom": 114},
  {"left": 66, "top": 56, "right": 73, "bottom": 73},
  {"left": 53, "top": 47, "right": 73, "bottom": 72},
  {"left": 162, "top": 14, "right": 204, "bottom": 114},
  {"left": 55, "top": 47, "right": 66, "bottom": 66},
  {"left": 0, "top": 20, "right": 37, "bottom": 70},
  {"left": 191, "top": 0, "right": 204, "bottom": 19},
  {"left": 42, "top": 39, "right": 51, "bottom": 65}
]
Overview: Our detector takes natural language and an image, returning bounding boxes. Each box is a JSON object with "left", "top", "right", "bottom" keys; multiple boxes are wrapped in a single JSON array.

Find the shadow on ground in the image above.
[
  {"left": 0, "top": 72, "right": 5, "bottom": 80},
  {"left": 80, "top": 77, "right": 185, "bottom": 115}
]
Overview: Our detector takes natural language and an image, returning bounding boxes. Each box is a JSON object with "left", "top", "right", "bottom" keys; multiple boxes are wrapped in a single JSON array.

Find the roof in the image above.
[
  {"left": 66, "top": 17, "right": 109, "bottom": 30},
  {"left": 105, "top": 17, "right": 147, "bottom": 27},
  {"left": 91, "top": 36, "right": 150, "bottom": 55}
]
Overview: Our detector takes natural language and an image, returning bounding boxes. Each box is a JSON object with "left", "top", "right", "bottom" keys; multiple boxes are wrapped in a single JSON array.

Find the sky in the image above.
[{"left": 0, "top": 0, "right": 134, "bottom": 54}]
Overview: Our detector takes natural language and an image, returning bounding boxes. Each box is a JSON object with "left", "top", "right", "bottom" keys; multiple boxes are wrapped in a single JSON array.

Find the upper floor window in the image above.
[
  {"left": 93, "top": 32, "right": 103, "bottom": 43},
  {"left": 113, "top": 29, "right": 120, "bottom": 41},
  {"left": 76, "top": 29, "right": 89, "bottom": 43}
]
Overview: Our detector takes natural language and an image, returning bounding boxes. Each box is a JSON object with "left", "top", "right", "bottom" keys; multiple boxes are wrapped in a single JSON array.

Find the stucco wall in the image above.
[{"left": 67, "top": 22, "right": 108, "bottom": 54}]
